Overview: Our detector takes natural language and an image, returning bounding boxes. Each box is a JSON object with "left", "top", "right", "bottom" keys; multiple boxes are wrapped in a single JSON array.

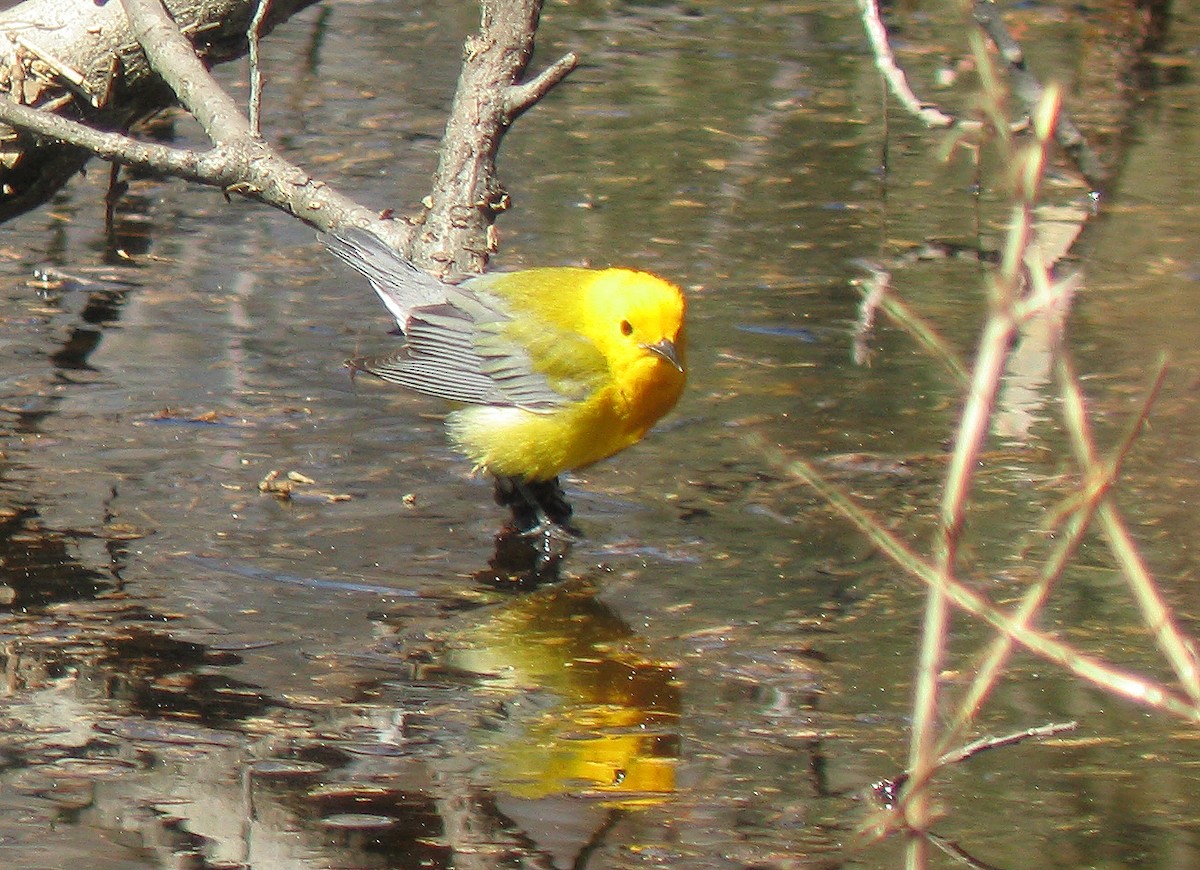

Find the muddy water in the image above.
[{"left": 1, "top": 1, "right": 1199, "bottom": 868}]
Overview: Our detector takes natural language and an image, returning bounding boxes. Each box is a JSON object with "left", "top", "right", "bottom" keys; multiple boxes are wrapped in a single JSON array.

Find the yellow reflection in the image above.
[{"left": 447, "top": 580, "right": 680, "bottom": 805}]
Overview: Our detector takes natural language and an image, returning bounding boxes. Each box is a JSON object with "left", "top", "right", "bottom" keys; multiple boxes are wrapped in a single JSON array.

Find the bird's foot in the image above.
[
  {"left": 493, "top": 476, "right": 583, "bottom": 538},
  {"left": 479, "top": 517, "right": 575, "bottom": 588}
]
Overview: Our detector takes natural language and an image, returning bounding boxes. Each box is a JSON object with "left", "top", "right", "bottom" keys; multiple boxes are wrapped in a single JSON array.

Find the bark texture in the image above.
[{"left": 0, "top": 0, "right": 319, "bottom": 219}]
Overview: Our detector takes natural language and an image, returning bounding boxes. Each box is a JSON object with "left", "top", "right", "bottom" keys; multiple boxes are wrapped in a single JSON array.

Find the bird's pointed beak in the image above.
[{"left": 642, "top": 338, "right": 685, "bottom": 372}]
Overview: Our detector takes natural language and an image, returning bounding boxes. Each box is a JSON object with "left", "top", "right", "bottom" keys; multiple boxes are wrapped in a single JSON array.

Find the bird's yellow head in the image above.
[
  {"left": 577, "top": 268, "right": 687, "bottom": 435},
  {"left": 583, "top": 269, "right": 687, "bottom": 379}
]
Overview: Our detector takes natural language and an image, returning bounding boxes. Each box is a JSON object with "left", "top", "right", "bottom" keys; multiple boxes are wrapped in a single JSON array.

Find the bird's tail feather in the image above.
[{"left": 322, "top": 228, "right": 446, "bottom": 326}]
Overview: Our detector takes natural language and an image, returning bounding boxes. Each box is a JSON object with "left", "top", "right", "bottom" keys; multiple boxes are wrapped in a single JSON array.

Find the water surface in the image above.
[{"left": 2, "top": 1, "right": 1199, "bottom": 868}]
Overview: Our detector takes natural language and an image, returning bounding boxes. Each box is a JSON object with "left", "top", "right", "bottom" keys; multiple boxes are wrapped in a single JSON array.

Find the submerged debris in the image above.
[{"left": 258, "top": 469, "right": 352, "bottom": 503}]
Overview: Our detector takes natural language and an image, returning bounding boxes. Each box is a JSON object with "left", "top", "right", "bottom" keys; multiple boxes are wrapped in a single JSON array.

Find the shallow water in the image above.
[{"left": 2, "top": 1, "right": 1199, "bottom": 868}]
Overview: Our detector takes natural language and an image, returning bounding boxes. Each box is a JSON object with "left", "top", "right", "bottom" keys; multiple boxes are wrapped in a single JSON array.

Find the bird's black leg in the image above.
[
  {"left": 493, "top": 475, "right": 540, "bottom": 532},
  {"left": 493, "top": 475, "right": 580, "bottom": 537},
  {"left": 529, "top": 477, "right": 575, "bottom": 531},
  {"left": 486, "top": 476, "right": 579, "bottom": 585}
]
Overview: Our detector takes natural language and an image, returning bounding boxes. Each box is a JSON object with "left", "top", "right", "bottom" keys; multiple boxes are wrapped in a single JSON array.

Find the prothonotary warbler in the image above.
[{"left": 325, "top": 229, "right": 687, "bottom": 532}]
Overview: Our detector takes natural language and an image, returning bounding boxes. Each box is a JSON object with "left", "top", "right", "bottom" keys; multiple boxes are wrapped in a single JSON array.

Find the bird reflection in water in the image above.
[{"left": 446, "top": 579, "right": 680, "bottom": 805}]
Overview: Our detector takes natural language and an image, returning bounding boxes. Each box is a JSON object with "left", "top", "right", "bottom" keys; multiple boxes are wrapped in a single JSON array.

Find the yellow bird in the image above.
[{"left": 326, "top": 229, "right": 687, "bottom": 531}]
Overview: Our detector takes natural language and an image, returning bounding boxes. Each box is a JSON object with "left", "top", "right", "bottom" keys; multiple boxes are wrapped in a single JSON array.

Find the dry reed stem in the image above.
[
  {"left": 1056, "top": 355, "right": 1200, "bottom": 702},
  {"left": 854, "top": 267, "right": 971, "bottom": 386},
  {"left": 784, "top": 455, "right": 1200, "bottom": 723},
  {"left": 842, "top": 2, "right": 1189, "bottom": 864},
  {"left": 904, "top": 311, "right": 1018, "bottom": 847},
  {"left": 938, "top": 359, "right": 1168, "bottom": 752},
  {"left": 902, "top": 84, "right": 1057, "bottom": 870}
]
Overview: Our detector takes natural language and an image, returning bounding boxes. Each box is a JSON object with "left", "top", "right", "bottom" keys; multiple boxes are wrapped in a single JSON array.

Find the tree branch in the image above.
[
  {"left": 505, "top": 50, "right": 578, "bottom": 120},
  {"left": 2, "top": 0, "right": 575, "bottom": 288},
  {"left": 0, "top": 0, "right": 320, "bottom": 221},
  {"left": 860, "top": 0, "right": 1108, "bottom": 190},
  {"left": 413, "top": 0, "right": 576, "bottom": 279},
  {"left": 120, "top": 0, "right": 254, "bottom": 144}
]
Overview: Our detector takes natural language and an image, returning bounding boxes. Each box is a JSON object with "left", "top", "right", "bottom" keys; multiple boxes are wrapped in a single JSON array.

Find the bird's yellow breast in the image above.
[
  {"left": 442, "top": 267, "right": 687, "bottom": 481},
  {"left": 447, "top": 349, "right": 685, "bottom": 481}
]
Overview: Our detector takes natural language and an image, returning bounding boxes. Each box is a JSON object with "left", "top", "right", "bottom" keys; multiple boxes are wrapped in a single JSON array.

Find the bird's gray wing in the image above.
[
  {"left": 350, "top": 284, "right": 603, "bottom": 412},
  {"left": 322, "top": 228, "right": 446, "bottom": 326}
]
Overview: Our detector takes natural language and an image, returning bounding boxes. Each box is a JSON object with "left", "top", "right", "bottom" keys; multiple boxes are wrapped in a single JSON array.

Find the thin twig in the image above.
[
  {"left": 1057, "top": 354, "right": 1200, "bottom": 703},
  {"left": 248, "top": 0, "right": 273, "bottom": 137},
  {"left": 853, "top": 265, "right": 971, "bottom": 386},
  {"left": 504, "top": 50, "right": 578, "bottom": 120},
  {"left": 878, "top": 720, "right": 1078, "bottom": 811},
  {"left": 0, "top": 91, "right": 390, "bottom": 235},
  {"left": 940, "top": 359, "right": 1169, "bottom": 748},
  {"left": 858, "top": 0, "right": 956, "bottom": 129},
  {"left": 940, "top": 720, "right": 1078, "bottom": 767},
  {"left": 0, "top": 97, "right": 237, "bottom": 180},
  {"left": 782, "top": 453, "right": 1200, "bottom": 722}
]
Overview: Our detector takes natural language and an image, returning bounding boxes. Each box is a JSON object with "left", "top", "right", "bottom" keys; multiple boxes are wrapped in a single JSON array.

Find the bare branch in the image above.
[
  {"left": 248, "top": 0, "right": 272, "bottom": 136},
  {"left": 504, "top": 51, "right": 578, "bottom": 120},
  {"left": 858, "top": 0, "right": 955, "bottom": 129},
  {"left": 119, "top": 0, "right": 253, "bottom": 144},
  {"left": 0, "top": 0, "right": 322, "bottom": 219},
  {"left": 0, "top": 97, "right": 220, "bottom": 181},
  {"left": 415, "top": 0, "right": 575, "bottom": 279},
  {"left": 0, "top": 56, "right": 402, "bottom": 243}
]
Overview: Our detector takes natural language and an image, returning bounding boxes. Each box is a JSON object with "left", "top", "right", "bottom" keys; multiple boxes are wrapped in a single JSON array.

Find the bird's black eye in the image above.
[{"left": 620, "top": 320, "right": 634, "bottom": 336}]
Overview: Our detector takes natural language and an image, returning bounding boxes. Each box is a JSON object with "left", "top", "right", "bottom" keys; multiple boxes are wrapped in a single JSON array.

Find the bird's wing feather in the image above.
[
  {"left": 352, "top": 287, "right": 602, "bottom": 412},
  {"left": 477, "top": 318, "right": 610, "bottom": 403},
  {"left": 352, "top": 297, "right": 514, "bottom": 406},
  {"left": 330, "top": 232, "right": 610, "bottom": 411},
  {"left": 323, "top": 229, "right": 445, "bottom": 325},
  {"left": 353, "top": 355, "right": 508, "bottom": 406}
]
